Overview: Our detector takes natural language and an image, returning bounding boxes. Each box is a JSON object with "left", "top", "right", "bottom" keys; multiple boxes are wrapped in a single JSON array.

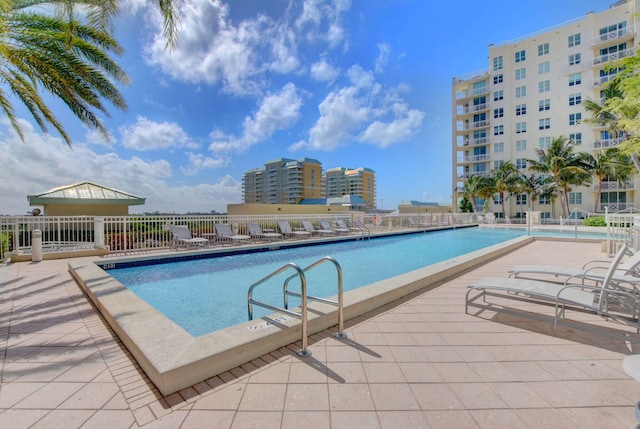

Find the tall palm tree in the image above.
[
  {"left": 583, "top": 147, "right": 635, "bottom": 212},
  {"left": 1, "top": 1, "right": 180, "bottom": 146},
  {"left": 526, "top": 136, "right": 592, "bottom": 219},
  {"left": 459, "top": 174, "right": 491, "bottom": 213},
  {"left": 488, "top": 161, "right": 519, "bottom": 220},
  {"left": 516, "top": 173, "right": 545, "bottom": 212}
]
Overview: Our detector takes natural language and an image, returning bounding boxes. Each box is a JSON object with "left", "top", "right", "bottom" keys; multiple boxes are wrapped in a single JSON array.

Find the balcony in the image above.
[
  {"left": 598, "top": 201, "right": 635, "bottom": 212},
  {"left": 457, "top": 102, "right": 490, "bottom": 116},
  {"left": 593, "top": 48, "right": 635, "bottom": 66},
  {"left": 458, "top": 120, "right": 490, "bottom": 131},
  {"left": 593, "top": 74, "right": 616, "bottom": 86},
  {"left": 458, "top": 137, "right": 490, "bottom": 147},
  {"left": 456, "top": 86, "right": 490, "bottom": 100},
  {"left": 458, "top": 171, "right": 490, "bottom": 180},
  {"left": 591, "top": 26, "right": 635, "bottom": 47},
  {"left": 458, "top": 154, "right": 490, "bottom": 164},
  {"left": 594, "top": 180, "right": 635, "bottom": 191},
  {"left": 594, "top": 138, "right": 624, "bottom": 149}
]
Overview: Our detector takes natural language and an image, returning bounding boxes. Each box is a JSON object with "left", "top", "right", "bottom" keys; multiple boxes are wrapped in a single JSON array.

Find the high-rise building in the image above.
[
  {"left": 324, "top": 167, "right": 376, "bottom": 209},
  {"left": 452, "top": 0, "right": 639, "bottom": 219},
  {"left": 242, "top": 158, "right": 323, "bottom": 204}
]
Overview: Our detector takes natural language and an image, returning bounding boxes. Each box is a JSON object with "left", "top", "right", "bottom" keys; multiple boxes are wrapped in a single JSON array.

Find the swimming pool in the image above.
[{"left": 107, "top": 226, "right": 601, "bottom": 336}]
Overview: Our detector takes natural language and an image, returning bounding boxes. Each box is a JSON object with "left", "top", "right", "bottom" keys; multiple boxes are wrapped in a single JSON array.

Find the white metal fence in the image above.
[{"left": 0, "top": 212, "right": 477, "bottom": 261}]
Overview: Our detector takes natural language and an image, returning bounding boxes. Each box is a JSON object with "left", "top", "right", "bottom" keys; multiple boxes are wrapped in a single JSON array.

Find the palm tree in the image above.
[
  {"left": 583, "top": 147, "right": 635, "bottom": 212},
  {"left": 459, "top": 174, "right": 491, "bottom": 213},
  {"left": 526, "top": 136, "right": 592, "bottom": 219},
  {"left": 516, "top": 173, "right": 545, "bottom": 212},
  {"left": 488, "top": 161, "right": 519, "bottom": 220},
  {"left": 1, "top": 1, "right": 180, "bottom": 146}
]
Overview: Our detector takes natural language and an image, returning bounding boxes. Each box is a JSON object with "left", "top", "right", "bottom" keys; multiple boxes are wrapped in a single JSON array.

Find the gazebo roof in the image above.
[{"left": 27, "top": 182, "right": 145, "bottom": 206}]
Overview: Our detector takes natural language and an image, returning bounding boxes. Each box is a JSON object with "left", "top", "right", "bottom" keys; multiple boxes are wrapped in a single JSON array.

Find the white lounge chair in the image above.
[
  {"left": 277, "top": 221, "right": 311, "bottom": 239},
  {"left": 466, "top": 245, "right": 640, "bottom": 333},
  {"left": 320, "top": 220, "right": 348, "bottom": 235},
  {"left": 301, "top": 220, "right": 335, "bottom": 236},
  {"left": 169, "top": 225, "right": 208, "bottom": 249},
  {"left": 215, "top": 224, "right": 250, "bottom": 245},
  {"left": 247, "top": 222, "right": 282, "bottom": 241},
  {"left": 508, "top": 247, "right": 640, "bottom": 290}
]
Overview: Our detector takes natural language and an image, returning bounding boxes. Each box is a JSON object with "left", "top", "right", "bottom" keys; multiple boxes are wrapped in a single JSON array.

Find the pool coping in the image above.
[{"left": 69, "top": 234, "right": 538, "bottom": 395}]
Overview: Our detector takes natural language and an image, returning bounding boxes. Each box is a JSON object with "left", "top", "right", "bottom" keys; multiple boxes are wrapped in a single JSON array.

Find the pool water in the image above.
[{"left": 108, "top": 227, "right": 603, "bottom": 336}]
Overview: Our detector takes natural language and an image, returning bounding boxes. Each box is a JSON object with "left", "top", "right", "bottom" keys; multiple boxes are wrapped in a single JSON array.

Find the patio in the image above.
[{"left": 1, "top": 239, "right": 639, "bottom": 428}]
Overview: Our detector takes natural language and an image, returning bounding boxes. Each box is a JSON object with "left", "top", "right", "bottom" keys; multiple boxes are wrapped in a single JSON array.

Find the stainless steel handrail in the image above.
[
  {"left": 247, "top": 262, "right": 311, "bottom": 356},
  {"left": 354, "top": 219, "right": 370, "bottom": 240},
  {"left": 282, "top": 256, "right": 347, "bottom": 338}
]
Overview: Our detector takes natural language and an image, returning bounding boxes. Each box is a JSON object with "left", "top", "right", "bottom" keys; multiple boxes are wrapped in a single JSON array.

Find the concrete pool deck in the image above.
[{"left": 1, "top": 239, "right": 640, "bottom": 428}]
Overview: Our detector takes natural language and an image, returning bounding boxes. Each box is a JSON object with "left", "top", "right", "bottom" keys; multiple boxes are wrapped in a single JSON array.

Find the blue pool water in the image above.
[{"left": 108, "top": 227, "right": 604, "bottom": 336}]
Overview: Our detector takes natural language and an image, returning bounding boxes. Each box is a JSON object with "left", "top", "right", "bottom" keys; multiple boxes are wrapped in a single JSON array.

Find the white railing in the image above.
[
  {"left": 0, "top": 213, "right": 479, "bottom": 261},
  {"left": 605, "top": 208, "right": 639, "bottom": 256}
]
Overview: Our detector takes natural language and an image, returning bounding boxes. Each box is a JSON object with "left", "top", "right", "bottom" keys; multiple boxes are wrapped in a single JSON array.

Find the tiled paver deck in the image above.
[{"left": 1, "top": 239, "right": 640, "bottom": 428}]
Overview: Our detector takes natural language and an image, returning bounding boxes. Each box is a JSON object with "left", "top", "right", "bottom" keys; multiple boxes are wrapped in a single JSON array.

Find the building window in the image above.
[
  {"left": 494, "top": 90, "right": 504, "bottom": 101},
  {"left": 599, "top": 22, "right": 627, "bottom": 41},
  {"left": 569, "top": 93, "right": 582, "bottom": 106},
  {"left": 516, "top": 122, "right": 527, "bottom": 134},
  {"left": 516, "top": 140, "right": 527, "bottom": 151},
  {"left": 493, "top": 74, "right": 503, "bottom": 84},
  {"left": 494, "top": 125, "right": 504, "bottom": 136},
  {"left": 515, "top": 50, "right": 526, "bottom": 63},
  {"left": 539, "top": 195, "right": 550, "bottom": 205},
  {"left": 494, "top": 160, "right": 504, "bottom": 169},
  {"left": 539, "top": 136, "right": 551, "bottom": 149},
  {"left": 569, "top": 192, "right": 582, "bottom": 205},
  {"left": 538, "top": 61, "right": 550, "bottom": 74},
  {"left": 568, "top": 53, "right": 581, "bottom": 66},
  {"left": 569, "top": 113, "right": 582, "bottom": 126},
  {"left": 494, "top": 142, "right": 504, "bottom": 153},
  {"left": 568, "top": 33, "right": 581, "bottom": 47},
  {"left": 493, "top": 56, "right": 503, "bottom": 71},
  {"left": 494, "top": 108, "right": 503, "bottom": 119},
  {"left": 569, "top": 73, "right": 582, "bottom": 86},
  {"left": 538, "top": 80, "right": 550, "bottom": 93},
  {"left": 570, "top": 132, "right": 582, "bottom": 145},
  {"left": 515, "top": 68, "right": 526, "bottom": 80},
  {"left": 494, "top": 195, "right": 503, "bottom": 205},
  {"left": 538, "top": 43, "right": 549, "bottom": 56},
  {"left": 516, "top": 86, "right": 526, "bottom": 98},
  {"left": 516, "top": 194, "right": 527, "bottom": 205},
  {"left": 539, "top": 99, "right": 550, "bottom": 111},
  {"left": 516, "top": 158, "right": 527, "bottom": 169},
  {"left": 516, "top": 104, "right": 527, "bottom": 115},
  {"left": 539, "top": 118, "right": 550, "bottom": 130}
]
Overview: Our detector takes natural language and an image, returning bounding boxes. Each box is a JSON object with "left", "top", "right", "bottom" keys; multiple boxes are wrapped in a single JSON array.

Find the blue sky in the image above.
[{"left": 0, "top": 0, "right": 614, "bottom": 214}]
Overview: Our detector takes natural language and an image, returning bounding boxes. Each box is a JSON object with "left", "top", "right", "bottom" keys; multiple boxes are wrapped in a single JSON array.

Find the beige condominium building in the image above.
[
  {"left": 452, "top": 0, "right": 639, "bottom": 220},
  {"left": 242, "top": 157, "right": 324, "bottom": 204},
  {"left": 324, "top": 167, "right": 377, "bottom": 209}
]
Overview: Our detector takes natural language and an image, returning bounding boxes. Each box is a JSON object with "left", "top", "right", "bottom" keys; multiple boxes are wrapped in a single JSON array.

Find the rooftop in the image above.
[{"left": 1, "top": 239, "right": 639, "bottom": 428}]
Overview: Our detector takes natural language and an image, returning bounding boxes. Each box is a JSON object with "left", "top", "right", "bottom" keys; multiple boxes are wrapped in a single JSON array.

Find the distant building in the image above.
[
  {"left": 243, "top": 159, "right": 377, "bottom": 209},
  {"left": 243, "top": 157, "right": 323, "bottom": 204},
  {"left": 324, "top": 167, "right": 376, "bottom": 209},
  {"left": 27, "top": 182, "right": 145, "bottom": 216},
  {"left": 398, "top": 200, "right": 451, "bottom": 214}
]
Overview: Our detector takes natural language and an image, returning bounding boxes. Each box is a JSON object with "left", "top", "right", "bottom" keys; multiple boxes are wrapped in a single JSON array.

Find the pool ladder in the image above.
[{"left": 247, "top": 256, "right": 346, "bottom": 357}]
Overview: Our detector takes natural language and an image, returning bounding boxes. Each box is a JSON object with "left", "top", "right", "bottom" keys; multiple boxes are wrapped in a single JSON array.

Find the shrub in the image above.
[{"left": 582, "top": 216, "right": 606, "bottom": 227}]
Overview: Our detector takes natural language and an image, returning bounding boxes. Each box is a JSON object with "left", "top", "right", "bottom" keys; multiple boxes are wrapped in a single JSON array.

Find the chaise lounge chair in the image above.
[
  {"left": 302, "top": 220, "right": 335, "bottom": 236},
  {"left": 215, "top": 224, "right": 250, "bottom": 245},
  {"left": 466, "top": 244, "right": 640, "bottom": 334},
  {"left": 247, "top": 222, "right": 282, "bottom": 241},
  {"left": 320, "top": 219, "right": 348, "bottom": 235},
  {"left": 169, "top": 225, "right": 209, "bottom": 249},
  {"left": 508, "top": 247, "right": 640, "bottom": 289},
  {"left": 277, "top": 220, "right": 311, "bottom": 239}
]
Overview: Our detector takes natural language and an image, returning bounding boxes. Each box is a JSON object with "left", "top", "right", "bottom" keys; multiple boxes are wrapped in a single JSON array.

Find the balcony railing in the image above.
[
  {"left": 592, "top": 26, "right": 635, "bottom": 46},
  {"left": 458, "top": 120, "right": 490, "bottom": 131},
  {"left": 458, "top": 171, "right": 490, "bottom": 179},
  {"left": 459, "top": 154, "right": 490, "bottom": 163},
  {"left": 458, "top": 103, "right": 490, "bottom": 115},
  {"left": 594, "top": 138, "right": 624, "bottom": 149},
  {"left": 598, "top": 202, "right": 635, "bottom": 212},
  {"left": 593, "top": 48, "right": 635, "bottom": 66},
  {"left": 594, "top": 180, "right": 635, "bottom": 191},
  {"left": 456, "top": 86, "right": 490, "bottom": 100}
]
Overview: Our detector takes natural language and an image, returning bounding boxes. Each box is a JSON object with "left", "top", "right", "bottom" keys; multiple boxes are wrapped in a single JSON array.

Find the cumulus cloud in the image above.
[
  {"left": 120, "top": 116, "right": 198, "bottom": 151},
  {"left": 181, "top": 152, "right": 229, "bottom": 175},
  {"left": 142, "top": 0, "right": 348, "bottom": 95},
  {"left": 310, "top": 59, "right": 340, "bottom": 83},
  {"left": 375, "top": 42, "right": 390, "bottom": 74},
  {"left": 0, "top": 118, "right": 240, "bottom": 214},
  {"left": 290, "top": 65, "right": 424, "bottom": 152},
  {"left": 209, "top": 83, "right": 302, "bottom": 152}
]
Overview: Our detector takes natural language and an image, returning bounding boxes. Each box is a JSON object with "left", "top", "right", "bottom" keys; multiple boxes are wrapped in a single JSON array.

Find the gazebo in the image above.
[{"left": 27, "top": 181, "right": 145, "bottom": 216}]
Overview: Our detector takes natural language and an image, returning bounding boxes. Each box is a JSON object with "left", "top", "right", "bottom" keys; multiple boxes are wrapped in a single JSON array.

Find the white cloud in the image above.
[
  {"left": 181, "top": 152, "right": 229, "bottom": 175},
  {"left": 209, "top": 83, "right": 302, "bottom": 152},
  {"left": 120, "top": 116, "right": 198, "bottom": 151},
  {"left": 375, "top": 42, "right": 390, "bottom": 74},
  {"left": 290, "top": 65, "right": 424, "bottom": 152},
  {"left": 0, "top": 118, "right": 240, "bottom": 214},
  {"left": 310, "top": 59, "right": 340, "bottom": 83},
  {"left": 141, "top": 0, "right": 349, "bottom": 95}
]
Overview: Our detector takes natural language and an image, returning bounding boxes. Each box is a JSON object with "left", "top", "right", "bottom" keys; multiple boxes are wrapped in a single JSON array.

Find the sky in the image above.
[{"left": 0, "top": 0, "right": 617, "bottom": 215}]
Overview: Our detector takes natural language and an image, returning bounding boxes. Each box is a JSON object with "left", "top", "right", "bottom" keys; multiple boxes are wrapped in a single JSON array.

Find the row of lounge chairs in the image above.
[
  {"left": 465, "top": 244, "right": 640, "bottom": 334},
  {"left": 169, "top": 220, "right": 357, "bottom": 249}
]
